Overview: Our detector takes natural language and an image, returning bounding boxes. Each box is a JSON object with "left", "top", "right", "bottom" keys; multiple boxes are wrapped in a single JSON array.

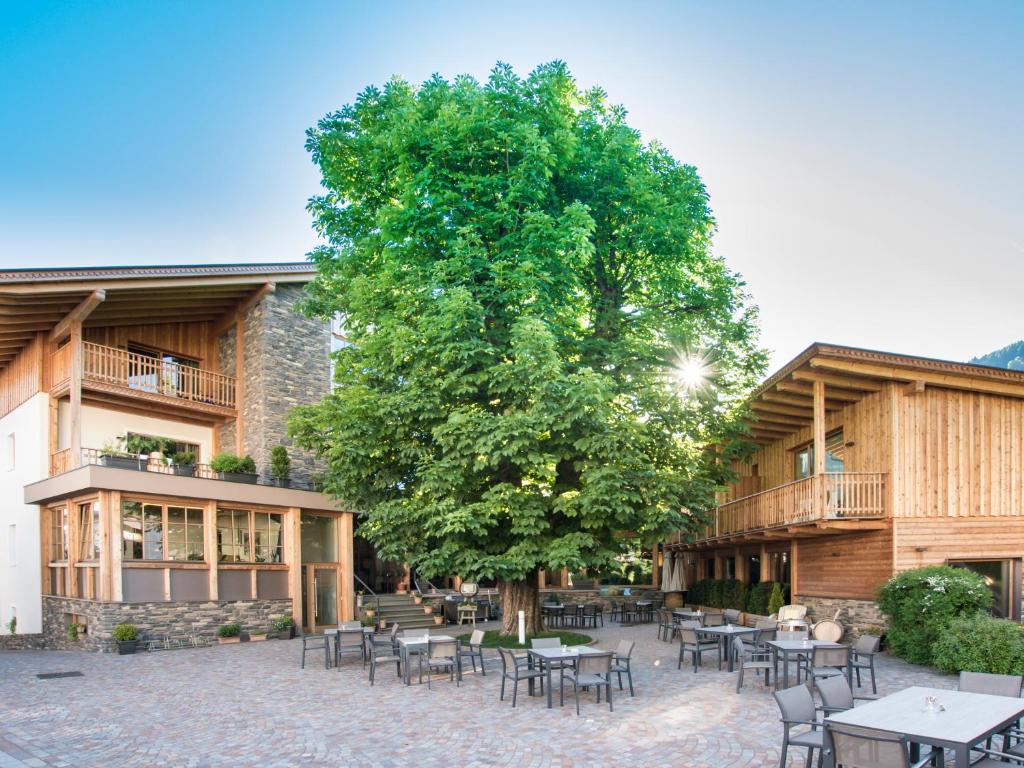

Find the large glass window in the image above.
[
  {"left": 122, "top": 500, "right": 204, "bottom": 561},
  {"left": 167, "top": 507, "right": 205, "bottom": 561},
  {"left": 78, "top": 502, "right": 100, "bottom": 561},
  {"left": 216, "top": 509, "right": 283, "bottom": 563},
  {"left": 50, "top": 506, "right": 68, "bottom": 562},
  {"left": 793, "top": 430, "right": 845, "bottom": 479},
  {"left": 253, "top": 513, "right": 283, "bottom": 563},
  {"left": 301, "top": 515, "right": 338, "bottom": 563},
  {"left": 950, "top": 560, "right": 1016, "bottom": 619}
]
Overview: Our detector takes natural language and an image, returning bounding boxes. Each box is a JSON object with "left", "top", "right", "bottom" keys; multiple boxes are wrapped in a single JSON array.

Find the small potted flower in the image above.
[
  {"left": 217, "top": 623, "right": 242, "bottom": 644},
  {"left": 113, "top": 623, "right": 139, "bottom": 654},
  {"left": 413, "top": 592, "right": 423, "bottom": 605},
  {"left": 272, "top": 615, "right": 295, "bottom": 639},
  {"left": 432, "top": 614, "right": 444, "bottom": 626}
]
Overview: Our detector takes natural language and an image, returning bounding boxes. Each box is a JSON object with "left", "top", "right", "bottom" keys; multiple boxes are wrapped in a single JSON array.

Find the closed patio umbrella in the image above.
[{"left": 661, "top": 550, "right": 673, "bottom": 591}]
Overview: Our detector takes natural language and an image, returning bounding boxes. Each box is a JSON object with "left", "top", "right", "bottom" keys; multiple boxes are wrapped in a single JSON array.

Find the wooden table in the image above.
[
  {"left": 397, "top": 634, "right": 457, "bottom": 685},
  {"left": 528, "top": 645, "right": 607, "bottom": 709},
  {"left": 826, "top": 686, "right": 1024, "bottom": 768},
  {"left": 765, "top": 639, "right": 844, "bottom": 690},
  {"left": 696, "top": 625, "right": 759, "bottom": 672}
]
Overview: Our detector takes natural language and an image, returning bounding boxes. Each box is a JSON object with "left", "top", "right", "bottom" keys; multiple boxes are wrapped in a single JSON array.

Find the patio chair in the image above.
[
  {"left": 734, "top": 637, "right": 771, "bottom": 693},
  {"left": 724, "top": 608, "right": 742, "bottom": 625},
  {"left": 825, "top": 723, "right": 934, "bottom": 768},
  {"left": 542, "top": 603, "right": 564, "bottom": 629},
  {"left": 498, "top": 646, "right": 546, "bottom": 707},
  {"left": 459, "top": 628, "right": 486, "bottom": 675},
  {"left": 561, "top": 651, "right": 614, "bottom": 715},
  {"left": 959, "top": 670, "right": 1024, "bottom": 697},
  {"left": 657, "top": 609, "right": 676, "bottom": 642},
  {"left": 754, "top": 618, "right": 777, "bottom": 650},
  {"left": 610, "top": 639, "right": 636, "bottom": 696},
  {"left": 562, "top": 603, "right": 581, "bottom": 628},
  {"left": 334, "top": 628, "right": 366, "bottom": 669},
  {"left": 367, "top": 636, "right": 403, "bottom": 686},
  {"left": 678, "top": 626, "right": 719, "bottom": 672},
  {"left": 778, "top": 604, "right": 807, "bottom": 622},
  {"left": 850, "top": 634, "right": 881, "bottom": 694},
  {"left": 620, "top": 601, "right": 638, "bottom": 625},
  {"left": 803, "top": 645, "right": 851, "bottom": 692},
  {"left": 581, "top": 603, "right": 602, "bottom": 628},
  {"left": 703, "top": 611, "right": 725, "bottom": 627},
  {"left": 773, "top": 683, "right": 824, "bottom": 768},
  {"left": 339, "top": 620, "right": 362, "bottom": 630},
  {"left": 297, "top": 622, "right": 329, "bottom": 670},
  {"left": 816, "top": 674, "right": 877, "bottom": 716},
  {"left": 776, "top": 628, "right": 809, "bottom": 641},
  {"left": 419, "top": 638, "right": 460, "bottom": 689}
]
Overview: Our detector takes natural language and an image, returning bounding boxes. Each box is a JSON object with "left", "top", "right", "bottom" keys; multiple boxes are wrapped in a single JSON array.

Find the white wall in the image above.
[
  {"left": 81, "top": 406, "right": 214, "bottom": 463},
  {"left": 0, "top": 393, "right": 48, "bottom": 635}
]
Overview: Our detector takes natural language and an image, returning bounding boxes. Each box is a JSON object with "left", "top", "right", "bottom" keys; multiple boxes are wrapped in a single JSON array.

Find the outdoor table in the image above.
[
  {"left": 825, "top": 686, "right": 1024, "bottom": 768},
  {"left": 673, "top": 609, "right": 705, "bottom": 625},
  {"left": 765, "top": 639, "right": 843, "bottom": 690},
  {"left": 696, "top": 624, "right": 759, "bottom": 672},
  {"left": 528, "top": 645, "right": 607, "bottom": 709},
  {"left": 634, "top": 600, "right": 654, "bottom": 624},
  {"left": 397, "top": 634, "right": 457, "bottom": 685}
]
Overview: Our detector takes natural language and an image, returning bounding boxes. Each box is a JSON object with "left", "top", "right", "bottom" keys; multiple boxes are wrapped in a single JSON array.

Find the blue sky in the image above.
[{"left": 1, "top": 2, "right": 1021, "bottom": 369}]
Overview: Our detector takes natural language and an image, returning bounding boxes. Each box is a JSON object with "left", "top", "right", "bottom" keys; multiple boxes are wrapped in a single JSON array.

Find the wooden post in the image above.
[
  {"left": 69, "top": 321, "right": 82, "bottom": 467},
  {"left": 67, "top": 502, "right": 80, "bottom": 598},
  {"left": 234, "top": 319, "right": 244, "bottom": 455},
  {"left": 538, "top": 570, "right": 547, "bottom": 589},
  {"left": 285, "top": 507, "right": 302, "bottom": 624},
  {"left": 339, "top": 513, "right": 354, "bottom": 622},
  {"left": 651, "top": 543, "right": 660, "bottom": 589},
  {"left": 813, "top": 378, "right": 826, "bottom": 516},
  {"left": 733, "top": 547, "right": 745, "bottom": 584},
  {"left": 205, "top": 501, "right": 219, "bottom": 600},
  {"left": 759, "top": 544, "right": 770, "bottom": 582},
  {"left": 109, "top": 491, "right": 122, "bottom": 601},
  {"left": 791, "top": 539, "right": 800, "bottom": 598},
  {"left": 97, "top": 491, "right": 111, "bottom": 600}
]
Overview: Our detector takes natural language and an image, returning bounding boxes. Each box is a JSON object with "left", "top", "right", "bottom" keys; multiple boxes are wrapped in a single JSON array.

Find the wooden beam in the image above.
[
  {"left": 205, "top": 500, "right": 219, "bottom": 600},
  {"left": 285, "top": 507, "right": 302, "bottom": 625},
  {"left": 809, "top": 357, "right": 1024, "bottom": 399},
  {"left": 339, "top": 513, "right": 354, "bottom": 622},
  {"left": 776, "top": 380, "right": 862, "bottom": 402},
  {"left": 69, "top": 320, "right": 83, "bottom": 468},
  {"left": 49, "top": 289, "right": 106, "bottom": 342},
  {"left": 813, "top": 378, "right": 826, "bottom": 519},
  {"left": 792, "top": 369, "right": 883, "bottom": 392},
  {"left": 751, "top": 402, "right": 814, "bottom": 420},
  {"left": 904, "top": 380, "right": 926, "bottom": 396},
  {"left": 110, "top": 491, "right": 123, "bottom": 601}
]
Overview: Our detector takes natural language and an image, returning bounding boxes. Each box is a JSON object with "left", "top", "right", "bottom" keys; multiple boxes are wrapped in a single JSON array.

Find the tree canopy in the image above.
[{"left": 290, "top": 61, "right": 765, "bottom": 621}]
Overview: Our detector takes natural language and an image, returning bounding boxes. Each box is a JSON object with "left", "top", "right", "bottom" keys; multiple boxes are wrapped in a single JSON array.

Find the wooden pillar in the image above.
[
  {"left": 204, "top": 501, "right": 219, "bottom": 600},
  {"left": 97, "top": 491, "right": 111, "bottom": 600},
  {"left": 339, "top": 513, "right": 354, "bottom": 622},
  {"left": 791, "top": 539, "right": 800, "bottom": 598},
  {"left": 714, "top": 554, "right": 723, "bottom": 580},
  {"left": 813, "top": 378, "right": 826, "bottom": 516},
  {"left": 69, "top": 321, "right": 82, "bottom": 467},
  {"left": 759, "top": 543, "right": 770, "bottom": 582},
  {"left": 234, "top": 319, "right": 244, "bottom": 455},
  {"left": 285, "top": 507, "right": 302, "bottom": 624},
  {"left": 733, "top": 546, "right": 745, "bottom": 584},
  {"left": 651, "top": 543, "right": 660, "bottom": 589},
  {"left": 109, "top": 491, "right": 122, "bottom": 601},
  {"left": 67, "top": 502, "right": 80, "bottom": 598},
  {"left": 538, "top": 570, "right": 547, "bottom": 589}
]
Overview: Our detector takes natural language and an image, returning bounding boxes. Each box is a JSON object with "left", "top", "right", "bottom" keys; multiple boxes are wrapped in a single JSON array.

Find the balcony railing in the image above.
[
  {"left": 50, "top": 342, "right": 236, "bottom": 411},
  {"left": 695, "top": 471, "right": 887, "bottom": 542}
]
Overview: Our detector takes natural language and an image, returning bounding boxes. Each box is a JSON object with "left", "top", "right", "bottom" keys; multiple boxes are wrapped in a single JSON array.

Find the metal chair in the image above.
[
  {"left": 850, "top": 634, "right": 881, "bottom": 694},
  {"left": 334, "top": 628, "right": 366, "bottom": 669},
  {"left": 677, "top": 625, "right": 719, "bottom": 672},
  {"left": 959, "top": 670, "right": 1024, "bottom": 697},
  {"left": 656, "top": 608, "right": 675, "bottom": 641},
  {"left": 367, "top": 636, "right": 403, "bottom": 685},
  {"left": 580, "top": 603, "right": 601, "bottom": 629},
  {"left": 776, "top": 628, "right": 809, "bottom": 641},
  {"left": 297, "top": 622, "right": 329, "bottom": 670},
  {"left": 497, "top": 646, "right": 545, "bottom": 707},
  {"left": 703, "top": 611, "right": 725, "bottom": 627},
  {"left": 773, "top": 683, "right": 824, "bottom": 768},
  {"left": 419, "top": 638, "right": 460, "bottom": 688},
  {"left": 825, "top": 722, "right": 934, "bottom": 768},
  {"left": 734, "top": 637, "right": 771, "bottom": 693},
  {"left": 804, "top": 645, "right": 851, "bottom": 691},
  {"left": 610, "top": 639, "right": 636, "bottom": 696},
  {"left": 560, "top": 651, "right": 614, "bottom": 715},
  {"left": 724, "top": 608, "right": 742, "bottom": 624},
  {"left": 816, "top": 673, "right": 877, "bottom": 716},
  {"left": 459, "top": 628, "right": 486, "bottom": 675},
  {"left": 754, "top": 618, "right": 778, "bottom": 650}
]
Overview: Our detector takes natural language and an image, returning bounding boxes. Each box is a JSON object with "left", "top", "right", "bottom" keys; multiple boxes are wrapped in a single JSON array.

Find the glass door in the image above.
[{"left": 314, "top": 568, "right": 338, "bottom": 628}]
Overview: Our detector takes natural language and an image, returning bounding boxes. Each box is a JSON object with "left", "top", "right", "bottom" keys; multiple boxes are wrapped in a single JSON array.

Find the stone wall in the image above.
[
  {"left": 539, "top": 588, "right": 665, "bottom": 613},
  {"left": 796, "top": 594, "right": 886, "bottom": 638},
  {"left": 34, "top": 596, "right": 293, "bottom": 653}
]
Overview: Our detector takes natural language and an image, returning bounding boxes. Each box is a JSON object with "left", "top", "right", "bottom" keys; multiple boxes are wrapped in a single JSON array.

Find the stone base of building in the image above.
[
  {"left": 538, "top": 588, "right": 664, "bottom": 613},
  {"left": 37, "top": 596, "right": 293, "bottom": 652},
  {"left": 796, "top": 595, "right": 886, "bottom": 638},
  {"left": 0, "top": 633, "right": 49, "bottom": 650}
]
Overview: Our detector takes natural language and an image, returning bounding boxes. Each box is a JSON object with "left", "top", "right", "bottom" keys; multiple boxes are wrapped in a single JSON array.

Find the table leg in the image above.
[
  {"left": 772, "top": 648, "right": 779, "bottom": 690},
  {"left": 527, "top": 655, "right": 535, "bottom": 697},
  {"left": 547, "top": 662, "right": 554, "bottom": 709},
  {"left": 953, "top": 745, "right": 967, "bottom": 768},
  {"left": 783, "top": 651, "right": 790, "bottom": 689}
]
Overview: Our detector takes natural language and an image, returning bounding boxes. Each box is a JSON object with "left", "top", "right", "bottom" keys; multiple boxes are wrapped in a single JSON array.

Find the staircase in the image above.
[{"left": 373, "top": 593, "right": 437, "bottom": 631}]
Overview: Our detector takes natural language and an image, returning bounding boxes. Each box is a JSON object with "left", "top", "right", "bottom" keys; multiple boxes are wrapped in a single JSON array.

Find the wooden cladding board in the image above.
[
  {"left": 895, "top": 517, "right": 1024, "bottom": 572},
  {"left": 0, "top": 334, "right": 43, "bottom": 418},
  {"left": 726, "top": 386, "right": 893, "bottom": 500},
  {"left": 893, "top": 387, "right": 1024, "bottom": 518},
  {"left": 796, "top": 528, "right": 893, "bottom": 601},
  {"left": 83, "top": 322, "right": 212, "bottom": 366}
]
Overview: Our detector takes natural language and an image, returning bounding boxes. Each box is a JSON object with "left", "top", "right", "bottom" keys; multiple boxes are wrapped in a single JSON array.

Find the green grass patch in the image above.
[{"left": 453, "top": 630, "right": 592, "bottom": 649}]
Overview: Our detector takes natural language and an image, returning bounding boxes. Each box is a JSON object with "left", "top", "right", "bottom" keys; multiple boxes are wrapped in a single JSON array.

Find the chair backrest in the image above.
[
  {"left": 724, "top": 608, "right": 742, "bottom": 623},
  {"left": 778, "top": 604, "right": 807, "bottom": 621},
  {"left": 403, "top": 629, "right": 430, "bottom": 638},
  {"left": 776, "top": 628, "right": 809, "bottom": 641},
  {"left": 577, "top": 651, "right": 613, "bottom": 675},
  {"left": 389, "top": 623, "right": 399, "bottom": 642},
  {"left": 615, "top": 639, "right": 635, "bottom": 659},
  {"left": 469, "top": 629, "right": 485, "bottom": 645},
  {"left": 704, "top": 612, "right": 724, "bottom": 627},
  {"left": 337, "top": 628, "right": 365, "bottom": 648},
  {"left": 531, "top": 637, "right": 560, "bottom": 649},
  {"left": 428, "top": 638, "right": 457, "bottom": 659},
  {"left": 583, "top": 604, "right": 599, "bottom": 616},
  {"left": 812, "top": 645, "right": 850, "bottom": 668},
  {"left": 732, "top": 637, "right": 747, "bottom": 658},
  {"left": 773, "top": 683, "right": 816, "bottom": 725},
  {"left": 827, "top": 723, "right": 910, "bottom": 768},
  {"left": 854, "top": 634, "right": 881, "bottom": 655},
  {"left": 339, "top": 620, "right": 362, "bottom": 630},
  {"left": 959, "top": 671, "right": 1024, "bottom": 698},
  {"left": 498, "top": 646, "right": 516, "bottom": 673},
  {"left": 812, "top": 619, "right": 843, "bottom": 643},
  {"left": 678, "top": 620, "right": 701, "bottom": 630},
  {"left": 817, "top": 674, "right": 855, "bottom": 712}
]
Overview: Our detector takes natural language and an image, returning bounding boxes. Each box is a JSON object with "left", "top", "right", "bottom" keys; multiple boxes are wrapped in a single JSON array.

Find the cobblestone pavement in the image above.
[{"left": 0, "top": 621, "right": 954, "bottom": 768}]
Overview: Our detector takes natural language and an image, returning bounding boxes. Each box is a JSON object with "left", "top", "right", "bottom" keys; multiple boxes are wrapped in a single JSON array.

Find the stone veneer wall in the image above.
[
  {"left": 538, "top": 588, "right": 665, "bottom": 613},
  {"left": 30, "top": 596, "right": 293, "bottom": 653},
  {"left": 796, "top": 595, "right": 886, "bottom": 638},
  {"left": 216, "top": 283, "right": 331, "bottom": 484}
]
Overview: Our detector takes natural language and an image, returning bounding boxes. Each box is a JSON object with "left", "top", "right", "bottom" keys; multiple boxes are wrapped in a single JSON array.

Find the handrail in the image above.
[{"left": 354, "top": 573, "right": 380, "bottom": 623}]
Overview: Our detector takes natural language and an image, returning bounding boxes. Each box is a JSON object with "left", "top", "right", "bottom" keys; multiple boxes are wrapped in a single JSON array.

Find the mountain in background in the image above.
[{"left": 971, "top": 340, "right": 1024, "bottom": 371}]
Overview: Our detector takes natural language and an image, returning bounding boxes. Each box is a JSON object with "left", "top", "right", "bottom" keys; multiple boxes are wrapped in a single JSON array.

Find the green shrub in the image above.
[
  {"left": 272, "top": 616, "right": 295, "bottom": 631},
  {"left": 211, "top": 453, "right": 256, "bottom": 474},
  {"left": 172, "top": 451, "right": 196, "bottom": 465},
  {"left": 767, "top": 582, "right": 785, "bottom": 615},
  {"left": 707, "top": 579, "right": 724, "bottom": 608},
  {"left": 66, "top": 623, "right": 79, "bottom": 641},
  {"left": 687, "top": 579, "right": 709, "bottom": 606},
  {"left": 112, "top": 623, "right": 138, "bottom": 642},
  {"left": 722, "top": 579, "right": 747, "bottom": 610},
  {"left": 933, "top": 614, "right": 1024, "bottom": 675},
  {"left": 746, "top": 581, "right": 776, "bottom": 615},
  {"left": 270, "top": 445, "right": 291, "bottom": 479},
  {"left": 877, "top": 565, "right": 992, "bottom": 665},
  {"left": 218, "top": 623, "right": 241, "bottom": 638}
]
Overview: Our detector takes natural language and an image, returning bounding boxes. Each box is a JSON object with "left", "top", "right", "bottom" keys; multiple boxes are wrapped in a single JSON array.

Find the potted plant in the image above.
[
  {"left": 432, "top": 614, "right": 444, "bottom": 626},
  {"left": 211, "top": 453, "right": 257, "bottom": 484},
  {"left": 113, "top": 623, "right": 139, "bottom": 654},
  {"left": 99, "top": 438, "right": 142, "bottom": 471},
  {"left": 272, "top": 615, "right": 295, "bottom": 639},
  {"left": 7, "top": 617, "right": 15, "bottom": 635},
  {"left": 270, "top": 445, "right": 291, "bottom": 488},
  {"left": 66, "top": 623, "right": 79, "bottom": 642},
  {"left": 217, "top": 623, "right": 242, "bottom": 644},
  {"left": 413, "top": 592, "right": 423, "bottom": 605},
  {"left": 171, "top": 450, "right": 197, "bottom": 477},
  {"left": 423, "top": 603, "right": 433, "bottom": 615},
  {"left": 360, "top": 615, "right": 377, "bottom": 628},
  {"left": 249, "top": 628, "right": 268, "bottom": 642}
]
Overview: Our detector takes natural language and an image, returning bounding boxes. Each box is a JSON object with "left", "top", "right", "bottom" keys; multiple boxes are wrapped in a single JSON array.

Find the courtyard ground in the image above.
[{"left": 0, "top": 620, "right": 953, "bottom": 767}]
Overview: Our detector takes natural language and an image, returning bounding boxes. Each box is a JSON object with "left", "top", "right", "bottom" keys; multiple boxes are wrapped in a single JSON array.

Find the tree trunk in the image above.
[{"left": 498, "top": 575, "right": 543, "bottom": 637}]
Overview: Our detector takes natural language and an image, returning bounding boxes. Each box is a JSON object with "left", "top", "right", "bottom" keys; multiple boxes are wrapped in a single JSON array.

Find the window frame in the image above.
[
  {"left": 77, "top": 501, "right": 100, "bottom": 562},
  {"left": 121, "top": 499, "right": 206, "bottom": 563},
  {"left": 217, "top": 508, "right": 283, "bottom": 564},
  {"left": 791, "top": 428, "right": 845, "bottom": 479}
]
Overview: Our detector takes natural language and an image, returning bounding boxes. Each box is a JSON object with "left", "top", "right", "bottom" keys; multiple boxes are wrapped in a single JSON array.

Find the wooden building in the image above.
[
  {"left": 664, "top": 343, "right": 1024, "bottom": 628},
  {"left": 0, "top": 264, "right": 354, "bottom": 649}
]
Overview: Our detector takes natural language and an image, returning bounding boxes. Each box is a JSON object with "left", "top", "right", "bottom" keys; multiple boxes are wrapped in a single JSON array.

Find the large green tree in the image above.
[{"left": 291, "top": 62, "right": 765, "bottom": 634}]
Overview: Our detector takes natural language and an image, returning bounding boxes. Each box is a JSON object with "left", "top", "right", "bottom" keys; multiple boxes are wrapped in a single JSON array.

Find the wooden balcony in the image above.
[
  {"left": 688, "top": 472, "right": 888, "bottom": 545},
  {"left": 50, "top": 342, "right": 236, "bottom": 420}
]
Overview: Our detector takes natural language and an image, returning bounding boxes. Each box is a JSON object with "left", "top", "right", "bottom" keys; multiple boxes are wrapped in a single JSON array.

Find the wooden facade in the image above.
[{"left": 667, "top": 344, "right": 1024, "bottom": 618}]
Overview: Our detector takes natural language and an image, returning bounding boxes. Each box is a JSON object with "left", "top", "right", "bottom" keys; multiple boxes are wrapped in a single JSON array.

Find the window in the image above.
[
  {"left": 50, "top": 507, "right": 68, "bottom": 562},
  {"left": 124, "top": 432, "right": 200, "bottom": 460},
  {"left": 78, "top": 502, "right": 100, "bottom": 561},
  {"left": 127, "top": 344, "right": 200, "bottom": 397},
  {"left": 8, "top": 524, "right": 15, "bottom": 566},
  {"left": 217, "top": 510, "right": 283, "bottom": 563},
  {"left": 5, "top": 433, "right": 13, "bottom": 471},
  {"left": 122, "top": 501, "right": 205, "bottom": 561},
  {"left": 747, "top": 554, "right": 761, "bottom": 585},
  {"left": 301, "top": 515, "right": 338, "bottom": 563},
  {"left": 253, "top": 513, "right": 283, "bottom": 563},
  {"left": 950, "top": 560, "right": 1019, "bottom": 620},
  {"left": 793, "top": 430, "right": 846, "bottom": 479}
]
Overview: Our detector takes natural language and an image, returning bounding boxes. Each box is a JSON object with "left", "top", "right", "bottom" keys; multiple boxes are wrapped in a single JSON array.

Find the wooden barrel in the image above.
[{"left": 663, "top": 591, "right": 684, "bottom": 609}]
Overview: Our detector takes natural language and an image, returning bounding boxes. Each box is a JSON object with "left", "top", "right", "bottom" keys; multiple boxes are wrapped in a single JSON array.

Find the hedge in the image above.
[{"left": 933, "top": 614, "right": 1024, "bottom": 675}]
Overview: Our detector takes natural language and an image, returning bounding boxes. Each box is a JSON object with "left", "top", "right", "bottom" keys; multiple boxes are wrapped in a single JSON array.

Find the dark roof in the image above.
[{"left": 0, "top": 262, "right": 315, "bottom": 284}]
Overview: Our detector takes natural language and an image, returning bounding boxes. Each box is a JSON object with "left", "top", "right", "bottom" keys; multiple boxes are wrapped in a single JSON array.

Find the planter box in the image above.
[
  {"left": 218, "top": 636, "right": 241, "bottom": 645},
  {"left": 217, "top": 471, "right": 258, "bottom": 484},
  {"left": 117, "top": 639, "right": 138, "bottom": 655},
  {"left": 275, "top": 626, "right": 295, "bottom": 639},
  {"left": 270, "top": 477, "right": 291, "bottom": 488},
  {"left": 173, "top": 464, "right": 196, "bottom": 477},
  {"left": 249, "top": 633, "right": 268, "bottom": 643},
  {"left": 100, "top": 455, "right": 143, "bottom": 471}
]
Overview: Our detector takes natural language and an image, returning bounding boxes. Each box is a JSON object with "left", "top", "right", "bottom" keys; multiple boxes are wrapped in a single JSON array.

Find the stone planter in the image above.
[
  {"left": 217, "top": 471, "right": 258, "bottom": 485},
  {"left": 100, "top": 455, "right": 144, "bottom": 471},
  {"left": 173, "top": 464, "right": 196, "bottom": 477},
  {"left": 218, "top": 636, "right": 241, "bottom": 645},
  {"left": 117, "top": 639, "right": 138, "bottom": 655},
  {"left": 249, "top": 633, "right": 268, "bottom": 643},
  {"left": 276, "top": 626, "right": 295, "bottom": 639}
]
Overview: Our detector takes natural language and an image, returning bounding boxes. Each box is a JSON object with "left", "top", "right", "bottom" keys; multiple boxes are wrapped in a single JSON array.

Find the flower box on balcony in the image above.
[
  {"left": 217, "top": 471, "right": 258, "bottom": 484},
  {"left": 210, "top": 453, "right": 257, "bottom": 484},
  {"left": 99, "top": 454, "right": 144, "bottom": 471}
]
